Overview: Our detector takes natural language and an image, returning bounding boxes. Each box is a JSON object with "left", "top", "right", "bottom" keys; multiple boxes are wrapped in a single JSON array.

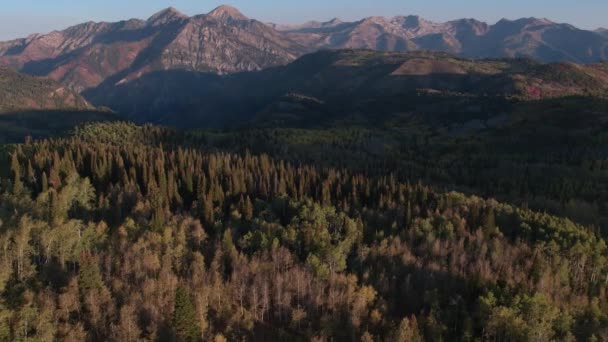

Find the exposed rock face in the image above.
[
  {"left": 159, "top": 8, "right": 302, "bottom": 74},
  {"left": 270, "top": 18, "right": 346, "bottom": 32},
  {"left": 147, "top": 7, "right": 188, "bottom": 26},
  {"left": 0, "top": 18, "right": 157, "bottom": 91},
  {"left": 277, "top": 16, "right": 608, "bottom": 63},
  {"left": 206, "top": 5, "right": 249, "bottom": 21},
  {"left": 1, "top": 5, "right": 608, "bottom": 92},
  {"left": 0, "top": 6, "right": 304, "bottom": 90}
]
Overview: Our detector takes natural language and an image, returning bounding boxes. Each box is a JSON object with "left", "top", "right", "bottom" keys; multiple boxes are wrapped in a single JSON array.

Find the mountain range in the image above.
[
  {"left": 0, "top": 6, "right": 304, "bottom": 91},
  {"left": 277, "top": 16, "right": 608, "bottom": 63},
  {"left": 83, "top": 49, "right": 608, "bottom": 128},
  {"left": 1, "top": 5, "right": 608, "bottom": 93}
]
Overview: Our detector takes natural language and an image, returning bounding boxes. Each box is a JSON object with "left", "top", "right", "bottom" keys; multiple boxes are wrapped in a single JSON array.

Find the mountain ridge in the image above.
[
  {"left": 147, "top": 7, "right": 188, "bottom": 26},
  {"left": 207, "top": 4, "right": 249, "bottom": 21},
  {"left": 278, "top": 15, "right": 608, "bottom": 63},
  {"left": 83, "top": 49, "right": 608, "bottom": 128},
  {"left": 0, "top": 5, "right": 304, "bottom": 90},
  {"left": 1, "top": 5, "right": 608, "bottom": 92}
]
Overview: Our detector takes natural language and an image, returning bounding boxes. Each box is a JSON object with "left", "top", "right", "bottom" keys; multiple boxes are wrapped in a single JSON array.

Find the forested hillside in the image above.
[
  {"left": 3, "top": 4, "right": 608, "bottom": 94},
  {"left": 0, "top": 67, "right": 92, "bottom": 114},
  {"left": 0, "top": 123, "right": 606, "bottom": 341},
  {"left": 84, "top": 50, "right": 608, "bottom": 128},
  {"left": 0, "top": 67, "right": 116, "bottom": 144},
  {"left": 1, "top": 3, "right": 608, "bottom": 340}
]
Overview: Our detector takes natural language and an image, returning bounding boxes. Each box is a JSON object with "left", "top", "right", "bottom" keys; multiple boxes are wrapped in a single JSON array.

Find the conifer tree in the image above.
[
  {"left": 78, "top": 255, "right": 103, "bottom": 291},
  {"left": 395, "top": 316, "right": 422, "bottom": 342},
  {"left": 172, "top": 287, "right": 201, "bottom": 342},
  {"left": 10, "top": 153, "right": 23, "bottom": 194},
  {"left": 26, "top": 160, "right": 35, "bottom": 188},
  {"left": 483, "top": 207, "right": 497, "bottom": 234},
  {"left": 243, "top": 196, "right": 254, "bottom": 220},
  {"left": 41, "top": 172, "right": 49, "bottom": 193}
]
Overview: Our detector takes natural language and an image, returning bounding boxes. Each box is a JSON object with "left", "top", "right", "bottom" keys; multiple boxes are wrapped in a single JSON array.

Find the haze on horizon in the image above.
[{"left": 1, "top": 0, "right": 607, "bottom": 41}]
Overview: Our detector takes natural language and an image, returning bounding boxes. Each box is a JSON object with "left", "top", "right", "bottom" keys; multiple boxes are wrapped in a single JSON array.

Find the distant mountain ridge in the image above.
[
  {"left": 276, "top": 16, "right": 608, "bottom": 63},
  {"left": 0, "top": 5, "right": 304, "bottom": 91},
  {"left": 0, "top": 5, "right": 607, "bottom": 92}
]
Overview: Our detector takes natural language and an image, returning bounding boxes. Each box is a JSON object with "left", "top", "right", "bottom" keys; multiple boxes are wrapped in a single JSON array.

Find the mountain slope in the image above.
[
  {"left": 0, "top": 67, "right": 119, "bottom": 143},
  {"left": 84, "top": 49, "right": 608, "bottom": 128},
  {"left": 277, "top": 16, "right": 608, "bottom": 63},
  {"left": 0, "top": 6, "right": 304, "bottom": 91},
  {"left": 0, "top": 66, "right": 92, "bottom": 113},
  {"left": 471, "top": 18, "right": 608, "bottom": 62},
  {"left": 158, "top": 6, "right": 303, "bottom": 75},
  {"left": 2, "top": 5, "right": 608, "bottom": 93}
]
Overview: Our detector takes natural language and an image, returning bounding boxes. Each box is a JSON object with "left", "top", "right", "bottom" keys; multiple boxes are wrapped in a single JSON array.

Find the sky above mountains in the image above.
[{"left": 1, "top": 0, "right": 607, "bottom": 40}]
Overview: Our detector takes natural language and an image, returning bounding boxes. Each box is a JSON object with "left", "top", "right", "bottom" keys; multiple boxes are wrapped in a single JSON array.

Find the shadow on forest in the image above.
[
  {"left": 81, "top": 62, "right": 519, "bottom": 129},
  {"left": 0, "top": 110, "right": 119, "bottom": 144},
  {"left": 81, "top": 49, "right": 608, "bottom": 130}
]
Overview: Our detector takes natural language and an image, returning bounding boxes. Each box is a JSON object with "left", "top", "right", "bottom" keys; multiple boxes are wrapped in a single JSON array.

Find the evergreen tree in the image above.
[
  {"left": 172, "top": 287, "right": 201, "bottom": 342},
  {"left": 26, "top": 161, "right": 35, "bottom": 188},
  {"left": 394, "top": 316, "right": 422, "bottom": 342},
  {"left": 78, "top": 255, "right": 103, "bottom": 291},
  {"left": 243, "top": 195, "right": 254, "bottom": 220},
  {"left": 10, "top": 153, "right": 23, "bottom": 194},
  {"left": 41, "top": 172, "right": 48, "bottom": 193},
  {"left": 483, "top": 207, "right": 497, "bottom": 234}
]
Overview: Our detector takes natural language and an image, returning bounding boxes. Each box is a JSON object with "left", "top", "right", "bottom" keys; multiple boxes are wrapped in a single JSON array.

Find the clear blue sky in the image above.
[{"left": 1, "top": 0, "right": 606, "bottom": 40}]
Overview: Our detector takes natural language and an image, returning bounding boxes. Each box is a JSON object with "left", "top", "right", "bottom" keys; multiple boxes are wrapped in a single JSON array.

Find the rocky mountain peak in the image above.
[
  {"left": 1, "top": 7, "right": 608, "bottom": 94},
  {"left": 359, "top": 16, "right": 391, "bottom": 27},
  {"left": 270, "top": 17, "right": 346, "bottom": 32},
  {"left": 147, "top": 7, "right": 188, "bottom": 26},
  {"left": 496, "top": 17, "right": 554, "bottom": 28},
  {"left": 207, "top": 5, "right": 249, "bottom": 21}
]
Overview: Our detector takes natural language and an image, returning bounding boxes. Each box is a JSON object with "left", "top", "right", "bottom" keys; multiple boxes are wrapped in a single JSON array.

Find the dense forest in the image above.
[
  {"left": 189, "top": 96, "right": 608, "bottom": 238},
  {"left": 0, "top": 122, "right": 606, "bottom": 341}
]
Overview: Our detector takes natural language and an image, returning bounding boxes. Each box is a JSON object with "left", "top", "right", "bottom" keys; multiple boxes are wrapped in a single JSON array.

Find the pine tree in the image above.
[
  {"left": 394, "top": 316, "right": 422, "bottom": 342},
  {"left": 26, "top": 160, "right": 35, "bottom": 189},
  {"left": 49, "top": 165, "right": 61, "bottom": 190},
  {"left": 48, "top": 189, "right": 61, "bottom": 223},
  {"left": 78, "top": 255, "right": 103, "bottom": 291},
  {"left": 10, "top": 153, "right": 23, "bottom": 194},
  {"left": 41, "top": 172, "right": 49, "bottom": 193},
  {"left": 243, "top": 196, "right": 254, "bottom": 220},
  {"left": 202, "top": 195, "right": 214, "bottom": 226},
  {"left": 172, "top": 287, "right": 201, "bottom": 341},
  {"left": 483, "top": 207, "right": 497, "bottom": 234}
]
